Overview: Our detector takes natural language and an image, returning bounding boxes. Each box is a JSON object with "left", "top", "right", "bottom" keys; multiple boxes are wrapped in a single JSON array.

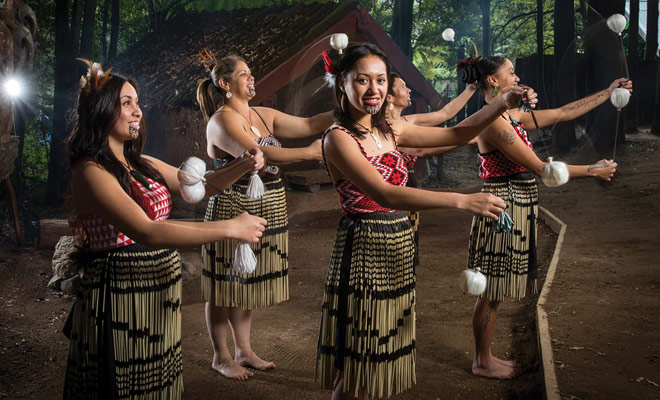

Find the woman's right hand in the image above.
[
  {"left": 588, "top": 159, "right": 617, "bottom": 181},
  {"left": 461, "top": 193, "right": 506, "bottom": 220},
  {"left": 306, "top": 139, "right": 323, "bottom": 161},
  {"left": 227, "top": 212, "right": 267, "bottom": 243},
  {"left": 244, "top": 147, "right": 265, "bottom": 171},
  {"left": 501, "top": 86, "right": 538, "bottom": 109}
]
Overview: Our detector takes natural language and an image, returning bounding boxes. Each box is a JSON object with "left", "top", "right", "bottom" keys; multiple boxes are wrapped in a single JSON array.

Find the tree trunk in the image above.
[
  {"left": 553, "top": 0, "right": 577, "bottom": 151},
  {"left": 108, "top": 0, "right": 119, "bottom": 59},
  {"left": 651, "top": 60, "right": 660, "bottom": 133},
  {"left": 79, "top": 0, "right": 97, "bottom": 58},
  {"left": 391, "top": 0, "right": 413, "bottom": 59},
  {"left": 101, "top": 0, "right": 109, "bottom": 61},
  {"left": 479, "top": 0, "right": 491, "bottom": 56},
  {"left": 536, "top": 0, "right": 545, "bottom": 103},
  {"left": 626, "top": 0, "right": 639, "bottom": 132},
  {"left": 584, "top": 0, "right": 626, "bottom": 155},
  {"left": 645, "top": 0, "right": 658, "bottom": 59},
  {"left": 48, "top": 0, "right": 74, "bottom": 204}
]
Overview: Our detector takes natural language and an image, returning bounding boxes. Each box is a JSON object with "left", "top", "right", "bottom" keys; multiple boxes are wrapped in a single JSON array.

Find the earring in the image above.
[
  {"left": 226, "top": 91, "right": 232, "bottom": 99},
  {"left": 389, "top": 103, "right": 394, "bottom": 111},
  {"left": 341, "top": 93, "right": 347, "bottom": 113},
  {"left": 492, "top": 87, "right": 498, "bottom": 97}
]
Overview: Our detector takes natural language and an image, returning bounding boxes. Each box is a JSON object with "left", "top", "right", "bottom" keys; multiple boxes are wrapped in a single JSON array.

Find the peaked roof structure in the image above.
[{"left": 111, "top": 1, "right": 444, "bottom": 112}]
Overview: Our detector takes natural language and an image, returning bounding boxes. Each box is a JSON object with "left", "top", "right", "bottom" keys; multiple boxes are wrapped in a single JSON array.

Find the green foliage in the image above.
[{"left": 370, "top": 0, "right": 556, "bottom": 98}]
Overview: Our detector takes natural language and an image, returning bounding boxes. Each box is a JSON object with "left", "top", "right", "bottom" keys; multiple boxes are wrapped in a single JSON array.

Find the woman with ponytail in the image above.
[
  {"left": 456, "top": 55, "right": 628, "bottom": 379},
  {"left": 63, "top": 61, "right": 266, "bottom": 399},
  {"left": 316, "top": 43, "right": 533, "bottom": 399},
  {"left": 196, "top": 53, "right": 334, "bottom": 380},
  {"left": 384, "top": 71, "right": 480, "bottom": 265}
]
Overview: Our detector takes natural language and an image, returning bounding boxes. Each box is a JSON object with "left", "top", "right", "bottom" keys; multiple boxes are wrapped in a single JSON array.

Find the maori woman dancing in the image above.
[
  {"left": 196, "top": 52, "right": 334, "bottom": 380},
  {"left": 457, "top": 55, "right": 628, "bottom": 379},
  {"left": 63, "top": 61, "right": 266, "bottom": 399},
  {"left": 384, "top": 71, "right": 479, "bottom": 264},
  {"left": 317, "top": 43, "right": 533, "bottom": 399}
]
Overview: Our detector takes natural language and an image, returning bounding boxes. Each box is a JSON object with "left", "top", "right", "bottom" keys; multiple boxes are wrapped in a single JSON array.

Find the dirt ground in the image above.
[{"left": 0, "top": 131, "right": 658, "bottom": 400}]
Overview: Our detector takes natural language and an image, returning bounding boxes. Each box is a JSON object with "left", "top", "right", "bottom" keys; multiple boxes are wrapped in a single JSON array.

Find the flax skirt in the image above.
[
  {"left": 317, "top": 211, "right": 416, "bottom": 399},
  {"left": 202, "top": 175, "right": 289, "bottom": 309},
  {"left": 63, "top": 244, "right": 183, "bottom": 400},
  {"left": 467, "top": 172, "right": 539, "bottom": 301}
]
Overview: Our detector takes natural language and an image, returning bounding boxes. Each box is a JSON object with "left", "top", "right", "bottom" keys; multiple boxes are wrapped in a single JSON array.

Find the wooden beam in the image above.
[{"left": 251, "top": 11, "right": 359, "bottom": 106}]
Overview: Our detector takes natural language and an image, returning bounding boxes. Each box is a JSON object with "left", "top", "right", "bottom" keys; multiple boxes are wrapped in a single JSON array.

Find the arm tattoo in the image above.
[
  {"left": 566, "top": 92, "right": 607, "bottom": 112},
  {"left": 588, "top": 159, "right": 610, "bottom": 172},
  {"left": 497, "top": 128, "right": 517, "bottom": 145}
]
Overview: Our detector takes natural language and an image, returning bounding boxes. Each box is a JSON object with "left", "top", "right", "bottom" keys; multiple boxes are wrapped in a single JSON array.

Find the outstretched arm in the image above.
[
  {"left": 207, "top": 110, "right": 322, "bottom": 166},
  {"left": 515, "top": 78, "right": 632, "bottom": 129},
  {"left": 406, "top": 83, "right": 479, "bottom": 127},
  {"left": 257, "top": 107, "right": 334, "bottom": 140},
  {"left": 324, "top": 129, "right": 505, "bottom": 219},
  {"left": 144, "top": 148, "right": 264, "bottom": 197},
  {"left": 71, "top": 162, "right": 267, "bottom": 249},
  {"left": 395, "top": 87, "right": 533, "bottom": 148},
  {"left": 482, "top": 118, "right": 617, "bottom": 181}
]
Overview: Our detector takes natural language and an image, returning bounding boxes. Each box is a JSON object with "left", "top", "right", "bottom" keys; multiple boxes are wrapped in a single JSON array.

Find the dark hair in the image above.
[
  {"left": 457, "top": 56, "right": 507, "bottom": 92},
  {"left": 333, "top": 43, "right": 392, "bottom": 139},
  {"left": 388, "top": 72, "right": 402, "bottom": 96},
  {"left": 196, "top": 54, "right": 247, "bottom": 121},
  {"left": 66, "top": 72, "right": 166, "bottom": 194}
]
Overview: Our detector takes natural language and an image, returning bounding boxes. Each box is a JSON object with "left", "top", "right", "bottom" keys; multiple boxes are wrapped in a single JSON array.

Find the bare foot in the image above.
[
  {"left": 472, "top": 359, "right": 519, "bottom": 379},
  {"left": 491, "top": 354, "right": 520, "bottom": 370},
  {"left": 235, "top": 351, "right": 276, "bottom": 371},
  {"left": 211, "top": 360, "right": 254, "bottom": 380}
]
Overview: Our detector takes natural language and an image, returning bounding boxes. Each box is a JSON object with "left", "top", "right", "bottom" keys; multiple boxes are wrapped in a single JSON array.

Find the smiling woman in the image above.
[
  {"left": 62, "top": 60, "right": 267, "bottom": 400},
  {"left": 195, "top": 52, "right": 334, "bottom": 381},
  {"left": 316, "top": 43, "right": 532, "bottom": 400}
]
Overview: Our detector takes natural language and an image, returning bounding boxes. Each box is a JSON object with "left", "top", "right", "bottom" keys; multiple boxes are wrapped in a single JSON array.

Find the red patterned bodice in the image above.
[
  {"left": 79, "top": 175, "right": 172, "bottom": 251},
  {"left": 322, "top": 125, "right": 409, "bottom": 216},
  {"left": 478, "top": 115, "right": 533, "bottom": 179}
]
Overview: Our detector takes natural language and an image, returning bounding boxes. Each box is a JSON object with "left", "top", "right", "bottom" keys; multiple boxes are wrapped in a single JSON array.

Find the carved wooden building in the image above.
[{"left": 111, "top": 1, "right": 444, "bottom": 168}]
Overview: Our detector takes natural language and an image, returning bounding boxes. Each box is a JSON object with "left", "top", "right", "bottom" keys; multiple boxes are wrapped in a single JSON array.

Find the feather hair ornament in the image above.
[
  {"left": 198, "top": 48, "right": 217, "bottom": 72},
  {"left": 77, "top": 58, "right": 113, "bottom": 90},
  {"left": 322, "top": 50, "right": 337, "bottom": 88}
]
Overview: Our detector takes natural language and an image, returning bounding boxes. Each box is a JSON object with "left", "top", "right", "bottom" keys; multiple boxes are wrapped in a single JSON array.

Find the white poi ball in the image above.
[
  {"left": 610, "top": 87, "right": 631, "bottom": 110},
  {"left": 178, "top": 156, "right": 207, "bottom": 185},
  {"left": 180, "top": 181, "right": 206, "bottom": 204},
  {"left": 542, "top": 157, "right": 570, "bottom": 187},
  {"left": 330, "top": 33, "right": 349, "bottom": 54},
  {"left": 441, "top": 28, "right": 455, "bottom": 42},
  {"left": 607, "top": 13, "right": 627, "bottom": 36},
  {"left": 461, "top": 269, "right": 487, "bottom": 296}
]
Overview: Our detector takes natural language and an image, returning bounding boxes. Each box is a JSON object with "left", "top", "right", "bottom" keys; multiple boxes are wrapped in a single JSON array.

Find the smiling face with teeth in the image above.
[
  {"left": 220, "top": 60, "right": 256, "bottom": 100},
  {"left": 109, "top": 81, "right": 143, "bottom": 142},
  {"left": 341, "top": 55, "right": 388, "bottom": 116}
]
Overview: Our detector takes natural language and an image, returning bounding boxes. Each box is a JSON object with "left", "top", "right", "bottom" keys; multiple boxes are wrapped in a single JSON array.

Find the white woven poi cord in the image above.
[
  {"left": 461, "top": 211, "right": 513, "bottom": 296},
  {"left": 232, "top": 171, "right": 265, "bottom": 274}
]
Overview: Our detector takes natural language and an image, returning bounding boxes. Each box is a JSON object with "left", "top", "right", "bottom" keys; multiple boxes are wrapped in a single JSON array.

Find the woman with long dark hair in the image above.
[
  {"left": 317, "top": 44, "right": 533, "bottom": 399},
  {"left": 63, "top": 61, "right": 267, "bottom": 399},
  {"left": 457, "top": 55, "right": 627, "bottom": 379},
  {"left": 196, "top": 54, "right": 334, "bottom": 380}
]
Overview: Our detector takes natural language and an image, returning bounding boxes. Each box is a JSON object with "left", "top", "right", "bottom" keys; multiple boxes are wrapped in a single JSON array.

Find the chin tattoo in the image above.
[
  {"left": 129, "top": 127, "right": 139, "bottom": 139},
  {"left": 365, "top": 104, "right": 380, "bottom": 114}
]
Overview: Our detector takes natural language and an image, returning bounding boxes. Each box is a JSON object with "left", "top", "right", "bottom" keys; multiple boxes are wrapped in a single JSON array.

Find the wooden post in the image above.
[{"left": 4, "top": 178, "right": 23, "bottom": 246}]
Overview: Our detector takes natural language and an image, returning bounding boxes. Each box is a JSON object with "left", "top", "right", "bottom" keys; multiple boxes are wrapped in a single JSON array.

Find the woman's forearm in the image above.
[
  {"left": 558, "top": 89, "right": 609, "bottom": 122},
  {"left": 261, "top": 145, "right": 314, "bottom": 166}
]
